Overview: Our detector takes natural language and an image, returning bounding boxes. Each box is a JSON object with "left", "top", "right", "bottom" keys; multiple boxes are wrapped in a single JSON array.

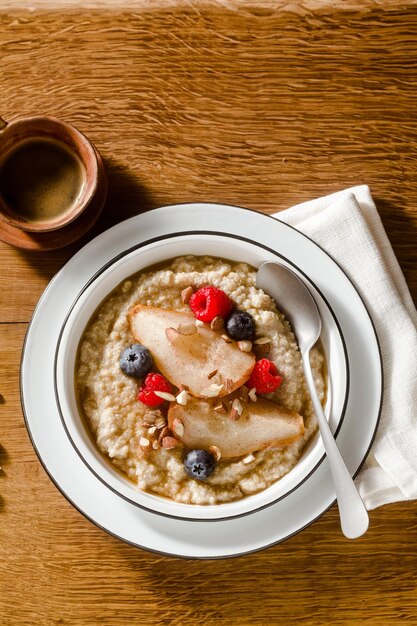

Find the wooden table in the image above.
[{"left": 1, "top": 2, "right": 417, "bottom": 624}]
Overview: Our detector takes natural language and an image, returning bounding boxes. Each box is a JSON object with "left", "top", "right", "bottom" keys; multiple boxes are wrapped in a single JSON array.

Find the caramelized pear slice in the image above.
[
  {"left": 128, "top": 305, "right": 255, "bottom": 398},
  {"left": 168, "top": 397, "right": 304, "bottom": 458}
]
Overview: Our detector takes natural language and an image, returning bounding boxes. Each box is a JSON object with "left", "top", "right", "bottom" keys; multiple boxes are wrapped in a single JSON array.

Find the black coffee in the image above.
[{"left": 0, "top": 138, "right": 85, "bottom": 223}]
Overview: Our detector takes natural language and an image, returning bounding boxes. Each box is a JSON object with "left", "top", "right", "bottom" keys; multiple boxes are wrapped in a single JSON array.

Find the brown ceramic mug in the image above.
[{"left": 0, "top": 116, "right": 101, "bottom": 233}]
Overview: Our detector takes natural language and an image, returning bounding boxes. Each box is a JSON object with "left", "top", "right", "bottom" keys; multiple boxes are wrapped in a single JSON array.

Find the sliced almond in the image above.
[
  {"left": 230, "top": 407, "right": 240, "bottom": 421},
  {"left": 225, "top": 378, "right": 234, "bottom": 394},
  {"left": 200, "top": 383, "right": 224, "bottom": 397},
  {"left": 254, "top": 337, "right": 271, "bottom": 345},
  {"left": 176, "top": 389, "right": 189, "bottom": 406},
  {"left": 152, "top": 440, "right": 160, "bottom": 450},
  {"left": 232, "top": 398, "right": 244, "bottom": 416},
  {"left": 181, "top": 286, "right": 194, "bottom": 304},
  {"left": 243, "top": 453, "right": 255, "bottom": 464},
  {"left": 195, "top": 319, "right": 205, "bottom": 327},
  {"left": 177, "top": 322, "right": 197, "bottom": 336},
  {"left": 154, "top": 391, "right": 176, "bottom": 402},
  {"left": 155, "top": 415, "right": 168, "bottom": 430},
  {"left": 237, "top": 340, "right": 252, "bottom": 353},
  {"left": 207, "top": 369, "right": 218, "bottom": 380},
  {"left": 254, "top": 337, "right": 272, "bottom": 355},
  {"left": 221, "top": 334, "right": 233, "bottom": 343},
  {"left": 248, "top": 387, "right": 258, "bottom": 403},
  {"left": 139, "top": 437, "right": 150, "bottom": 447},
  {"left": 172, "top": 417, "right": 184, "bottom": 436},
  {"left": 210, "top": 316, "right": 224, "bottom": 331},
  {"left": 162, "top": 436, "right": 180, "bottom": 450},
  {"left": 158, "top": 425, "right": 171, "bottom": 443},
  {"left": 254, "top": 342, "right": 271, "bottom": 356},
  {"left": 209, "top": 445, "right": 222, "bottom": 461},
  {"left": 147, "top": 426, "right": 157, "bottom": 435},
  {"left": 214, "top": 402, "right": 228, "bottom": 415},
  {"left": 165, "top": 327, "right": 180, "bottom": 343}
]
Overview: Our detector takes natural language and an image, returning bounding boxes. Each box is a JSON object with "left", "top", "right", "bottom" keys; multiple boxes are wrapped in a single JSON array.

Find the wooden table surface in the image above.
[{"left": 1, "top": 2, "right": 417, "bottom": 624}]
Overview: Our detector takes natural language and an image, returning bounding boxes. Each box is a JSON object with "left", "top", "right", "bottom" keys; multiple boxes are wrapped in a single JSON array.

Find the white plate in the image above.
[{"left": 21, "top": 204, "right": 382, "bottom": 558}]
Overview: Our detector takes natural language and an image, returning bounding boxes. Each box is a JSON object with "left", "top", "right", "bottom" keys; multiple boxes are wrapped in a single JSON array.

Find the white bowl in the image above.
[{"left": 55, "top": 233, "right": 348, "bottom": 521}]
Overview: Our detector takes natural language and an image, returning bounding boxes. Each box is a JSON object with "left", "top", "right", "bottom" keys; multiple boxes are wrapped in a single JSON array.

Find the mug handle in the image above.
[{"left": 0, "top": 117, "right": 8, "bottom": 130}]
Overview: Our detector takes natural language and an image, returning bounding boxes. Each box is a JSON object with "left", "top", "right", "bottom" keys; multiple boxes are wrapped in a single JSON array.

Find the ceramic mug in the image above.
[{"left": 0, "top": 115, "right": 102, "bottom": 233}]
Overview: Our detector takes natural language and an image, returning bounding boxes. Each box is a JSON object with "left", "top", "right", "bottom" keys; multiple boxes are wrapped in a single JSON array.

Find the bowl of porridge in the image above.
[{"left": 55, "top": 234, "right": 348, "bottom": 521}]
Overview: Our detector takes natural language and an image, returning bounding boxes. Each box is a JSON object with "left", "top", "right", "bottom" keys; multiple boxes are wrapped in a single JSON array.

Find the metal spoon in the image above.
[{"left": 256, "top": 261, "right": 369, "bottom": 539}]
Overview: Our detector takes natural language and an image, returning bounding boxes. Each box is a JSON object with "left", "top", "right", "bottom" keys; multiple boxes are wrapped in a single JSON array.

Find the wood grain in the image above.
[{"left": 1, "top": 3, "right": 417, "bottom": 625}]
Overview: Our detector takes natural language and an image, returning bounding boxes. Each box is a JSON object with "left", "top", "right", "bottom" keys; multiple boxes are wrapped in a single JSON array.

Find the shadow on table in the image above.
[
  {"left": 375, "top": 196, "right": 417, "bottom": 305},
  {"left": 90, "top": 156, "right": 156, "bottom": 235},
  {"left": 111, "top": 502, "right": 417, "bottom": 623},
  {"left": 14, "top": 159, "right": 156, "bottom": 282}
]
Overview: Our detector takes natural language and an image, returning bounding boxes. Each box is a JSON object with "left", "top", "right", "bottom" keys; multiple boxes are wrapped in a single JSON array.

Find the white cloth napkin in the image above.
[{"left": 274, "top": 185, "right": 417, "bottom": 510}]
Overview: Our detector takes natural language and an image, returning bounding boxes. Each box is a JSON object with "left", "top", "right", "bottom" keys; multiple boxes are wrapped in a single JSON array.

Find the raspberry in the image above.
[
  {"left": 247, "top": 358, "right": 282, "bottom": 395},
  {"left": 189, "top": 286, "right": 233, "bottom": 323},
  {"left": 138, "top": 372, "right": 172, "bottom": 406}
]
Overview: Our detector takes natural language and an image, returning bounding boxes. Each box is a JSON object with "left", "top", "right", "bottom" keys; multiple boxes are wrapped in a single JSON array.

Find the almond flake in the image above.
[
  {"left": 243, "top": 453, "right": 255, "bottom": 464},
  {"left": 210, "top": 316, "right": 224, "bottom": 331},
  {"left": 254, "top": 342, "right": 271, "bottom": 356},
  {"left": 195, "top": 319, "right": 205, "bottom": 327},
  {"left": 162, "top": 436, "right": 179, "bottom": 450},
  {"left": 230, "top": 407, "right": 240, "bottom": 421},
  {"left": 165, "top": 327, "right": 180, "bottom": 343},
  {"left": 181, "top": 286, "right": 194, "bottom": 304},
  {"left": 155, "top": 415, "right": 167, "bottom": 430},
  {"left": 154, "top": 391, "right": 176, "bottom": 402},
  {"left": 232, "top": 398, "right": 244, "bottom": 416},
  {"left": 158, "top": 426, "right": 171, "bottom": 443},
  {"left": 176, "top": 390, "right": 189, "bottom": 406},
  {"left": 254, "top": 336, "right": 271, "bottom": 345},
  {"left": 225, "top": 378, "right": 234, "bottom": 393},
  {"left": 152, "top": 440, "right": 160, "bottom": 450},
  {"left": 201, "top": 383, "right": 224, "bottom": 397},
  {"left": 172, "top": 418, "right": 185, "bottom": 437},
  {"left": 177, "top": 322, "right": 197, "bottom": 336},
  {"left": 214, "top": 402, "right": 228, "bottom": 415},
  {"left": 140, "top": 437, "right": 150, "bottom": 447},
  {"left": 209, "top": 445, "right": 222, "bottom": 461},
  {"left": 221, "top": 334, "right": 233, "bottom": 343},
  {"left": 248, "top": 387, "right": 258, "bottom": 402},
  {"left": 207, "top": 369, "right": 218, "bottom": 380},
  {"left": 237, "top": 340, "right": 252, "bottom": 353},
  {"left": 147, "top": 426, "right": 157, "bottom": 435}
]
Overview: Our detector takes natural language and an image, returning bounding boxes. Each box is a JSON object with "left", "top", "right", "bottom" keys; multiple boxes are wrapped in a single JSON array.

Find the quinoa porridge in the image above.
[{"left": 76, "top": 256, "right": 325, "bottom": 505}]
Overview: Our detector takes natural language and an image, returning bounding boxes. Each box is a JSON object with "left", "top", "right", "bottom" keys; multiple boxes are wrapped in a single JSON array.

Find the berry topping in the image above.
[
  {"left": 226, "top": 310, "right": 255, "bottom": 341},
  {"left": 189, "top": 286, "right": 233, "bottom": 323},
  {"left": 138, "top": 373, "right": 172, "bottom": 407},
  {"left": 247, "top": 358, "right": 282, "bottom": 395},
  {"left": 184, "top": 449, "right": 216, "bottom": 480},
  {"left": 120, "top": 344, "right": 153, "bottom": 378}
]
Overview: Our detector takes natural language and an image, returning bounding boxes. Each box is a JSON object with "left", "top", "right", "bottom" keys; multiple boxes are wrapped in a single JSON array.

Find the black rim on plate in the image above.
[{"left": 20, "top": 204, "right": 384, "bottom": 559}]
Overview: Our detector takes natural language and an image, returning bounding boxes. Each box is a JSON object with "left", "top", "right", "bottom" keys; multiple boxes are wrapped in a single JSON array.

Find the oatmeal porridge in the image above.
[{"left": 76, "top": 256, "right": 325, "bottom": 505}]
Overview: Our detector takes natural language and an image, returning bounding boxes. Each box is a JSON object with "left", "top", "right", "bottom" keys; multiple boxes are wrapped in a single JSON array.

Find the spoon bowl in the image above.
[{"left": 257, "top": 261, "right": 369, "bottom": 539}]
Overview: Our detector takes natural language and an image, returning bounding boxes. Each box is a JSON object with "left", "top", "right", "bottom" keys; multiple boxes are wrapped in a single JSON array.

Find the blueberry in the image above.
[
  {"left": 226, "top": 310, "right": 255, "bottom": 341},
  {"left": 184, "top": 449, "right": 216, "bottom": 480},
  {"left": 120, "top": 344, "right": 153, "bottom": 378}
]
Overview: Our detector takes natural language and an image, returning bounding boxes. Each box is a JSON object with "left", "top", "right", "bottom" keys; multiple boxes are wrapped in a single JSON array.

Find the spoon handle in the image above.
[{"left": 302, "top": 352, "right": 369, "bottom": 539}]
